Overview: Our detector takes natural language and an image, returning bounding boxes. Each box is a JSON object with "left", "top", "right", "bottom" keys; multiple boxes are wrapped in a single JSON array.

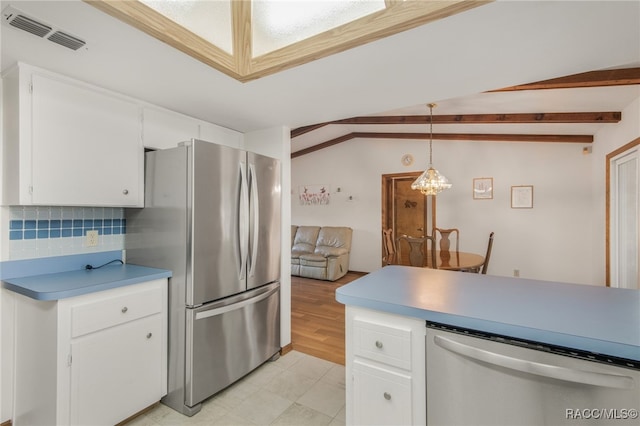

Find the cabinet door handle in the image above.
[
  {"left": 375, "top": 340, "right": 383, "bottom": 349},
  {"left": 121, "top": 306, "right": 128, "bottom": 313},
  {"left": 383, "top": 392, "right": 391, "bottom": 401},
  {"left": 123, "top": 189, "right": 129, "bottom": 195},
  {"left": 146, "top": 332, "right": 153, "bottom": 339}
]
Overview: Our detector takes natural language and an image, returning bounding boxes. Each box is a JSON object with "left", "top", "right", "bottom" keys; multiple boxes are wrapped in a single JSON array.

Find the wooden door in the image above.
[{"left": 382, "top": 172, "right": 435, "bottom": 266}]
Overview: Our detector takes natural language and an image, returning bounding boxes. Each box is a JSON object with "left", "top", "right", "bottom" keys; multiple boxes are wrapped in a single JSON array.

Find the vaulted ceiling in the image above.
[{"left": 291, "top": 67, "right": 640, "bottom": 157}]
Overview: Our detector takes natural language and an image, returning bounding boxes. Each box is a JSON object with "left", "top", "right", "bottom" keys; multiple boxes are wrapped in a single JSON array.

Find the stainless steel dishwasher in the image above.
[{"left": 426, "top": 322, "right": 640, "bottom": 425}]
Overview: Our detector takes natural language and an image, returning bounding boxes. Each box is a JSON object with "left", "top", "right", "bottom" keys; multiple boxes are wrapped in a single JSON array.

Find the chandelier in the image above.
[{"left": 411, "top": 103, "right": 452, "bottom": 195}]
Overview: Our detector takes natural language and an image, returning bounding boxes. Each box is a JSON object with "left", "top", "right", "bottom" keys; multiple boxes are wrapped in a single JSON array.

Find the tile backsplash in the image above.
[{"left": 7, "top": 206, "right": 126, "bottom": 260}]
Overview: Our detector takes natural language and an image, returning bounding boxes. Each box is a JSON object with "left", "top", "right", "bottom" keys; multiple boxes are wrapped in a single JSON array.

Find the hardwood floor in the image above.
[{"left": 291, "top": 272, "right": 365, "bottom": 366}]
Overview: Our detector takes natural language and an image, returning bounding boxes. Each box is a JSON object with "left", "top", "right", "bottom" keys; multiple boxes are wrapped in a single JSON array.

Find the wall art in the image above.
[
  {"left": 299, "top": 184, "right": 331, "bottom": 205},
  {"left": 473, "top": 177, "right": 493, "bottom": 199},
  {"left": 511, "top": 185, "right": 534, "bottom": 208}
]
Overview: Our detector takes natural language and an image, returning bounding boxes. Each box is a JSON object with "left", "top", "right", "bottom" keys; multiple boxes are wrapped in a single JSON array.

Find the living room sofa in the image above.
[{"left": 291, "top": 225, "right": 353, "bottom": 281}]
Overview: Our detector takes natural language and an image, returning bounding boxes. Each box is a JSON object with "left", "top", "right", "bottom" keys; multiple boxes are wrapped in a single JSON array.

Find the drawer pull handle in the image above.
[
  {"left": 121, "top": 307, "right": 128, "bottom": 313},
  {"left": 147, "top": 332, "right": 153, "bottom": 339},
  {"left": 375, "top": 340, "right": 383, "bottom": 349},
  {"left": 384, "top": 392, "right": 391, "bottom": 401},
  {"left": 123, "top": 189, "right": 129, "bottom": 195}
]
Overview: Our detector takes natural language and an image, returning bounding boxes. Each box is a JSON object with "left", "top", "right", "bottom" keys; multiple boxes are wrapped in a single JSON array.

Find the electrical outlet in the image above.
[
  {"left": 86, "top": 230, "right": 99, "bottom": 247},
  {"left": 513, "top": 269, "right": 520, "bottom": 278}
]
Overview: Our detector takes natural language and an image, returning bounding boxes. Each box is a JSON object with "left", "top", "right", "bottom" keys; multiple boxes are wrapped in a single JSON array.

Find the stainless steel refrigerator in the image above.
[{"left": 125, "top": 139, "right": 281, "bottom": 416}]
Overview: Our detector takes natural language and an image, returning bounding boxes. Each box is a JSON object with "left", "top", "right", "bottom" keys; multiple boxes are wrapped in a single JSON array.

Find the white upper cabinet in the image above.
[
  {"left": 199, "top": 121, "right": 244, "bottom": 149},
  {"left": 2, "top": 62, "right": 245, "bottom": 207},
  {"left": 2, "top": 63, "right": 143, "bottom": 207},
  {"left": 141, "top": 107, "right": 244, "bottom": 151},
  {"left": 141, "top": 107, "right": 200, "bottom": 150}
]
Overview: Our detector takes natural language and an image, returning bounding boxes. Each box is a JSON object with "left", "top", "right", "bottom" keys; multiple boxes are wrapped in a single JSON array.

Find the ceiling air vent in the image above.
[
  {"left": 47, "top": 31, "right": 86, "bottom": 51},
  {"left": 4, "top": 9, "right": 51, "bottom": 37},
  {"left": 2, "top": 5, "right": 86, "bottom": 51}
]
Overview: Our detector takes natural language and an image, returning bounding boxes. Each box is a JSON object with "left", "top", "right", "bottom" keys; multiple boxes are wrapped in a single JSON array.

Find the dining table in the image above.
[
  {"left": 395, "top": 235, "right": 485, "bottom": 271},
  {"left": 425, "top": 249, "right": 485, "bottom": 271}
]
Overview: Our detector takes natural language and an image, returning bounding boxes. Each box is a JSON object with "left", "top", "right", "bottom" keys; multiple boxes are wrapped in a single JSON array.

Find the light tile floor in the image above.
[{"left": 127, "top": 351, "right": 346, "bottom": 426}]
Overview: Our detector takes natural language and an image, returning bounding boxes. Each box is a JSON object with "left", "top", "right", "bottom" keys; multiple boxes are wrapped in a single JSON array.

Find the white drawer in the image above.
[
  {"left": 354, "top": 318, "right": 412, "bottom": 370},
  {"left": 71, "top": 284, "right": 163, "bottom": 338},
  {"left": 352, "top": 359, "right": 412, "bottom": 425}
]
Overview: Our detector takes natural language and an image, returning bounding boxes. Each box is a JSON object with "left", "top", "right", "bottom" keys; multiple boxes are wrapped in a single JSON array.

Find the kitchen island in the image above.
[{"left": 336, "top": 266, "right": 640, "bottom": 425}]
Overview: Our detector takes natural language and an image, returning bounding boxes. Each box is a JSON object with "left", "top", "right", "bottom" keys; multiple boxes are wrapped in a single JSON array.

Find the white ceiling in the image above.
[{"left": 2, "top": 0, "right": 639, "bottom": 154}]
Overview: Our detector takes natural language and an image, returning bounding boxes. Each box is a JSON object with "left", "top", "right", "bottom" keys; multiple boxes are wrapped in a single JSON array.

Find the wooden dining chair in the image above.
[
  {"left": 480, "top": 232, "right": 495, "bottom": 274},
  {"left": 382, "top": 228, "right": 397, "bottom": 265},
  {"left": 462, "top": 232, "right": 494, "bottom": 274},
  {"left": 397, "top": 234, "right": 437, "bottom": 268},
  {"left": 435, "top": 227, "right": 459, "bottom": 252}
]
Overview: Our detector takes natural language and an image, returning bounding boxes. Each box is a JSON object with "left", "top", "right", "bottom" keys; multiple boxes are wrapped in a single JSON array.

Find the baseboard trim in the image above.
[
  {"left": 280, "top": 343, "right": 293, "bottom": 356},
  {"left": 115, "top": 402, "right": 160, "bottom": 426}
]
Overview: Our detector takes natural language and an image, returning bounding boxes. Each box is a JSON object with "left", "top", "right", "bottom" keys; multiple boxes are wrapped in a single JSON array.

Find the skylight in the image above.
[
  {"left": 140, "top": 0, "right": 233, "bottom": 54},
  {"left": 87, "top": 0, "right": 490, "bottom": 82},
  {"left": 251, "top": 0, "right": 385, "bottom": 56}
]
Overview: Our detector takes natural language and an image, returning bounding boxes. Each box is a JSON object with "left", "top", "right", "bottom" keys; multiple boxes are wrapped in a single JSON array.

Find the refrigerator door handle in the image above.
[
  {"left": 194, "top": 283, "right": 279, "bottom": 320},
  {"left": 239, "top": 161, "right": 249, "bottom": 280},
  {"left": 433, "top": 335, "right": 635, "bottom": 389},
  {"left": 248, "top": 162, "right": 259, "bottom": 278}
]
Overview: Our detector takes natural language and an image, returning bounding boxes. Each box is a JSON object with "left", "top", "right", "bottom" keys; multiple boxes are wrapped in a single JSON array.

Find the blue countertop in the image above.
[
  {"left": 336, "top": 266, "right": 640, "bottom": 362},
  {"left": 2, "top": 264, "right": 172, "bottom": 301}
]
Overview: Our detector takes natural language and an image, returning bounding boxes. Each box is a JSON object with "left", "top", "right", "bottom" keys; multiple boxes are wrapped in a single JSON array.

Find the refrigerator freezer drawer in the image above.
[{"left": 185, "top": 282, "right": 280, "bottom": 407}]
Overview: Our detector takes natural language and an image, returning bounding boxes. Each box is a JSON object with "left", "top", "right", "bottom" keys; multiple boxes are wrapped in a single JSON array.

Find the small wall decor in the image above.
[
  {"left": 511, "top": 185, "right": 534, "bottom": 208},
  {"left": 473, "top": 177, "right": 493, "bottom": 199},
  {"left": 299, "top": 184, "right": 330, "bottom": 205},
  {"left": 401, "top": 154, "right": 414, "bottom": 166}
]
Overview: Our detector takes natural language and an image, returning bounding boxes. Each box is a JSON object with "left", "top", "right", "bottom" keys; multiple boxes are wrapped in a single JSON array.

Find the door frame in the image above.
[
  {"left": 381, "top": 172, "right": 436, "bottom": 263},
  {"left": 605, "top": 136, "right": 640, "bottom": 287}
]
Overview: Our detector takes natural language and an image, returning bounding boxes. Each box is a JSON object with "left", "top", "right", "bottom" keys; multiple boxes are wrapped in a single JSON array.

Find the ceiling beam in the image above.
[
  {"left": 330, "top": 112, "right": 622, "bottom": 125},
  {"left": 291, "top": 123, "right": 331, "bottom": 138},
  {"left": 492, "top": 67, "right": 640, "bottom": 91},
  {"left": 291, "top": 132, "right": 593, "bottom": 158},
  {"left": 353, "top": 132, "right": 593, "bottom": 142},
  {"left": 291, "top": 111, "right": 620, "bottom": 138}
]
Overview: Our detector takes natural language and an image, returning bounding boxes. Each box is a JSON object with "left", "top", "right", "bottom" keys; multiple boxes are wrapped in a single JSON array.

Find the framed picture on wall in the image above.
[
  {"left": 511, "top": 185, "right": 534, "bottom": 208},
  {"left": 473, "top": 178, "right": 493, "bottom": 199},
  {"left": 299, "top": 184, "right": 331, "bottom": 205}
]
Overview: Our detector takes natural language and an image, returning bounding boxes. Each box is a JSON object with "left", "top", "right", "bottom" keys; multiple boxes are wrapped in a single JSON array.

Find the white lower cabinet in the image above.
[
  {"left": 353, "top": 360, "right": 412, "bottom": 425},
  {"left": 70, "top": 315, "right": 163, "bottom": 425},
  {"left": 345, "top": 306, "right": 425, "bottom": 426},
  {"left": 12, "top": 279, "right": 168, "bottom": 426}
]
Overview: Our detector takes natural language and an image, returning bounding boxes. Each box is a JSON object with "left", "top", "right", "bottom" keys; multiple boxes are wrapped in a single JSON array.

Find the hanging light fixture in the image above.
[{"left": 411, "top": 103, "right": 452, "bottom": 195}]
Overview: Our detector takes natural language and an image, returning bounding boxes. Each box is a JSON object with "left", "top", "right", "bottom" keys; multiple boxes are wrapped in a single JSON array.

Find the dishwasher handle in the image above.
[{"left": 433, "top": 335, "right": 635, "bottom": 390}]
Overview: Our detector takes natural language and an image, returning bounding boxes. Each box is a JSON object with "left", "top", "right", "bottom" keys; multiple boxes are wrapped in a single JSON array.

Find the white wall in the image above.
[
  {"left": 244, "top": 126, "right": 292, "bottom": 349},
  {"left": 590, "top": 97, "right": 640, "bottom": 285},
  {"left": 292, "top": 132, "right": 605, "bottom": 285}
]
